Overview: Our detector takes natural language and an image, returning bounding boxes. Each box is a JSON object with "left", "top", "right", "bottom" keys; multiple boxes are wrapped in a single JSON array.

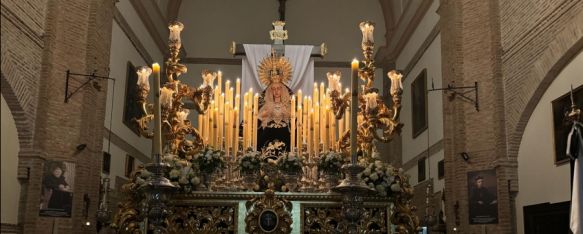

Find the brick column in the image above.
[
  {"left": 439, "top": 0, "right": 514, "bottom": 233},
  {"left": 18, "top": 0, "right": 114, "bottom": 233}
]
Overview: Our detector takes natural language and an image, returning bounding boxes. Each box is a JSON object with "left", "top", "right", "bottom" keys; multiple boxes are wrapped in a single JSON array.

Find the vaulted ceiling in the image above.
[{"left": 130, "top": 0, "right": 434, "bottom": 66}]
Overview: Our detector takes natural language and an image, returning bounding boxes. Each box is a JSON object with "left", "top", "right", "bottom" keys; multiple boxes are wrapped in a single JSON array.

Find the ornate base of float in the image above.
[{"left": 167, "top": 190, "right": 391, "bottom": 233}]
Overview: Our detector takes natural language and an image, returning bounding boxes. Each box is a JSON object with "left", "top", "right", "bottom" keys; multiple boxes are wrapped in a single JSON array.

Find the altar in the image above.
[{"left": 108, "top": 20, "right": 419, "bottom": 234}]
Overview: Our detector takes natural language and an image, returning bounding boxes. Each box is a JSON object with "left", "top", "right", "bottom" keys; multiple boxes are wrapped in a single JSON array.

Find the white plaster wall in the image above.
[
  {"left": 399, "top": 34, "right": 443, "bottom": 165},
  {"left": 515, "top": 51, "right": 583, "bottom": 234},
  {"left": 1, "top": 94, "right": 21, "bottom": 224},
  {"left": 103, "top": 12, "right": 165, "bottom": 188},
  {"left": 404, "top": 149, "right": 444, "bottom": 191},
  {"left": 178, "top": 0, "right": 385, "bottom": 62},
  {"left": 101, "top": 140, "right": 144, "bottom": 188},
  {"left": 116, "top": 0, "right": 164, "bottom": 61},
  {"left": 395, "top": 0, "right": 440, "bottom": 69}
]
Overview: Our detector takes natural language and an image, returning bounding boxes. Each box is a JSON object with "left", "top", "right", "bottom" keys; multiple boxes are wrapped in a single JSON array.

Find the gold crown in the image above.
[{"left": 258, "top": 50, "right": 292, "bottom": 86}]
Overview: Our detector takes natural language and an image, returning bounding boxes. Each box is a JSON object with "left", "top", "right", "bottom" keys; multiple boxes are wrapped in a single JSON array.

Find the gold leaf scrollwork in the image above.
[
  {"left": 166, "top": 205, "right": 237, "bottom": 233},
  {"left": 245, "top": 189, "right": 293, "bottom": 234},
  {"left": 303, "top": 205, "right": 388, "bottom": 233}
]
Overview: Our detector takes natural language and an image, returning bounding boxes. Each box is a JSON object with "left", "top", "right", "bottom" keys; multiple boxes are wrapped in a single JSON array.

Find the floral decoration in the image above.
[
  {"left": 317, "top": 151, "right": 346, "bottom": 175},
  {"left": 192, "top": 147, "right": 226, "bottom": 174},
  {"left": 238, "top": 151, "right": 261, "bottom": 174},
  {"left": 276, "top": 152, "right": 303, "bottom": 175}
]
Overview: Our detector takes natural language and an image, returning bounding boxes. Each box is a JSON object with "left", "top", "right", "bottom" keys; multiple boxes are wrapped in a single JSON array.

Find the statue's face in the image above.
[{"left": 272, "top": 84, "right": 282, "bottom": 100}]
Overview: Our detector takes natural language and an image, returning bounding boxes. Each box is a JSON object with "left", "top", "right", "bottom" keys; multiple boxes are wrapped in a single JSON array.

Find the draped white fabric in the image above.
[{"left": 241, "top": 44, "right": 314, "bottom": 96}]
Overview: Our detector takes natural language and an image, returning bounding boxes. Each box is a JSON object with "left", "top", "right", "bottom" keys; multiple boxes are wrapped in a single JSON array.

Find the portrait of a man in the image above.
[
  {"left": 468, "top": 169, "right": 498, "bottom": 224},
  {"left": 40, "top": 161, "right": 75, "bottom": 217}
]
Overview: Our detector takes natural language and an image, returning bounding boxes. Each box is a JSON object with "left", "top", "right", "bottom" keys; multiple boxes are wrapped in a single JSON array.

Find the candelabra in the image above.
[
  {"left": 133, "top": 21, "right": 214, "bottom": 159},
  {"left": 329, "top": 22, "right": 403, "bottom": 157},
  {"left": 330, "top": 21, "right": 419, "bottom": 234}
]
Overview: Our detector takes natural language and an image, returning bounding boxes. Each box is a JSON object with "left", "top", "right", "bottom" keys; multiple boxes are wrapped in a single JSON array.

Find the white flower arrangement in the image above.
[
  {"left": 359, "top": 159, "right": 403, "bottom": 197},
  {"left": 276, "top": 152, "right": 303, "bottom": 175},
  {"left": 193, "top": 147, "right": 226, "bottom": 174},
  {"left": 317, "top": 151, "right": 346, "bottom": 175},
  {"left": 238, "top": 151, "right": 261, "bottom": 174}
]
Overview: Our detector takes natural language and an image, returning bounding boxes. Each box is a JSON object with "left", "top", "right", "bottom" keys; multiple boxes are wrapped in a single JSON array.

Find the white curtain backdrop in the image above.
[{"left": 241, "top": 44, "right": 314, "bottom": 97}]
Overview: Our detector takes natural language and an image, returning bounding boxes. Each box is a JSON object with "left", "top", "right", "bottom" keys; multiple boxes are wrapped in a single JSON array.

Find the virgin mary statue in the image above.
[{"left": 256, "top": 52, "right": 293, "bottom": 157}]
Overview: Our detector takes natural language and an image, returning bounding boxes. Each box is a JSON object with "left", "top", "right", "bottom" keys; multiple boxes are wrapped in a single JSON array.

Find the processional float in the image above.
[{"left": 104, "top": 20, "right": 420, "bottom": 234}]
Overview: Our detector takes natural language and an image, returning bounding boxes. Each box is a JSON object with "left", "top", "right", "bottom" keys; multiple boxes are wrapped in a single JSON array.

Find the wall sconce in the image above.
[
  {"left": 76, "top": 144, "right": 87, "bottom": 152},
  {"left": 460, "top": 152, "right": 470, "bottom": 161}
]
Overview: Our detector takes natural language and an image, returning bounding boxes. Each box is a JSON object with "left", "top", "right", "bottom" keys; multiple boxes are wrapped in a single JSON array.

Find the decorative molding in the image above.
[
  {"left": 113, "top": 7, "right": 153, "bottom": 65},
  {"left": 402, "top": 22, "right": 441, "bottom": 78},
  {"left": 392, "top": 0, "right": 434, "bottom": 61},
  {"left": 129, "top": 0, "right": 166, "bottom": 55},
  {"left": 402, "top": 139, "right": 443, "bottom": 171},
  {"left": 103, "top": 127, "right": 150, "bottom": 164}
]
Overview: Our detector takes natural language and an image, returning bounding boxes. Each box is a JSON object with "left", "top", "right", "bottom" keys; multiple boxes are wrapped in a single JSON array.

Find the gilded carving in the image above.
[{"left": 245, "top": 189, "right": 293, "bottom": 233}]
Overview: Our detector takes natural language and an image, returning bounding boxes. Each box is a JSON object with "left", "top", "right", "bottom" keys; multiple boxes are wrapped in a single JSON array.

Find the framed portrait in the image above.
[
  {"left": 40, "top": 161, "right": 75, "bottom": 217},
  {"left": 411, "top": 69, "right": 428, "bottom": 138},
  {"left": 551, "top": 84, "right": 583, "bottom": 165},
  {"left": 122, "top": 61, "right": 141, "bottom": 136},
  {"left": 467, "top": 169, "right": 498, "bottom": 224}
]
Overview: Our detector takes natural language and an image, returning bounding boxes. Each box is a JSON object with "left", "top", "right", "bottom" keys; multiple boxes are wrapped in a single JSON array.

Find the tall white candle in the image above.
[
  {"left": 152, "top": 63, "right": 162, "bottom": 156},
  {"left": 350, "top": 59, "right": 359, "bottom": 164}
]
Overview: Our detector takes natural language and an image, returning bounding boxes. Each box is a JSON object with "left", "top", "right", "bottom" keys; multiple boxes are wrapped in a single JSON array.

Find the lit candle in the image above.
[
  {"left": 314, "top": 102, "right": 319, "bottom": 155},
  {"left": 291, "top": 96, "right": 296, "bottom": 151},
  {"left": 217, "top": 71, "right": 223, "bottom": 95},
  {"left": 350, "top": 59, "right": 359, "bottom": 164},
  {"left": 236, "top": 78, "right": 241, "bottom": 100},
  {"left": 213, "top": 107, "right": 219, "bottom": 147},
  {"left": 152, "top": 63, "right": 162, "bottom": 156},
  {"left": 297, "top": 89, "right": 303, "bottom": 109},
  {"left": 234, "top": 107, "right": 240, "bottom": 157},
  {"left": 136, "top": 66, "right": 152, "bottom": 90},
  {"left": 253, "top": 93, "right": 259, "bottom": 150},
  {"left": 308, "top": 108, "right": 314, "bottom": 159},
  {"left": 297, "top": 105, "right": 303, "bottom": 155},
  {"left": 243, "top": 101, "right": 248, "bottom": 149}
]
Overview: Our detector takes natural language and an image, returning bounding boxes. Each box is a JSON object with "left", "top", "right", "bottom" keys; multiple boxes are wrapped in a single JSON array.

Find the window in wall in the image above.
[
  {"left": 411, "top": 69, "right": 428, "bottom": 138},
  {"left": 437, "top": 159, "right": 444, "bottom": 180},
  {"left": 418, "top": 158, "right": 426, "bottom": 182},
  {"left": 123, "top": 62, "right": 141, "bottom": 135},
  {"left": 102, "top": 152, "right": 111, "bottom": 174},
  {"left": 125, "top": 155, "right": 135, "bottom": 178}
]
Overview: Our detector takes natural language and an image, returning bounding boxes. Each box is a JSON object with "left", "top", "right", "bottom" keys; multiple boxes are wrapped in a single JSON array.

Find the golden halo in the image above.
[{"left": 258, "top": 52, "right": 292, "bottom": 87}]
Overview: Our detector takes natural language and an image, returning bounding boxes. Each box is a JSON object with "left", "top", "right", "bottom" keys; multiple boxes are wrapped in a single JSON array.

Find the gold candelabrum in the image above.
[
  {"left": 329, "top": 21, "right": 403, "bottom": 158},
  {"left": 328, "top": 21, "right": 419, "bottom": 234},
  {"left": 133, "top": 21, "right": 214, "bottom": 159}
]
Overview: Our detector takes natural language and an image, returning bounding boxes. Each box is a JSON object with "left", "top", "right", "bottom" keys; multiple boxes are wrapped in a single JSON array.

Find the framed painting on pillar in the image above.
[
  {"left": 551, "top": 84, "right": 583, "bottom": 165},
  {"left": 467, "top": 169, "right": 498, "bottom": 224},
  {"left": 39, "top": 161, "right": 75, "bottom": 217}
]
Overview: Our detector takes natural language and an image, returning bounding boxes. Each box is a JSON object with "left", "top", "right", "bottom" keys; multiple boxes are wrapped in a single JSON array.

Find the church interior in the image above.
[{"left": 1, "top": 0, "right": 582, "bottom": 233}]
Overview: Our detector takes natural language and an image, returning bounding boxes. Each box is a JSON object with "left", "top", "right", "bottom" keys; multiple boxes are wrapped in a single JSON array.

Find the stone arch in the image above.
[
  {"left": 0, "top": 73, "right": 34, "bottom": 151},
  {"left": 508, "top": 20, "right": 583, "bottom": 160}
]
